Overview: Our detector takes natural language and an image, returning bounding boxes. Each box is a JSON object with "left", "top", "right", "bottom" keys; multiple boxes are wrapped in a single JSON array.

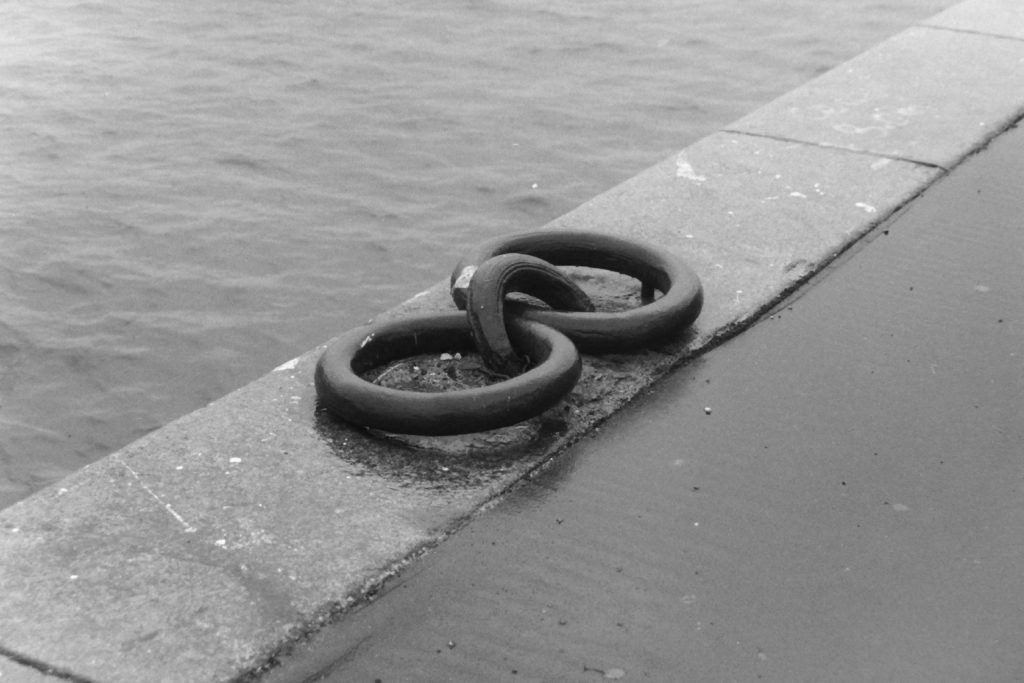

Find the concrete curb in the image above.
[{"left": 2, "top": 1, "right": 1023, "bottom": 681}]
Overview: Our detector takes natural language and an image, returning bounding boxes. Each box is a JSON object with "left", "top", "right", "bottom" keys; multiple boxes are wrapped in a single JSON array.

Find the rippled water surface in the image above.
[{"left": 1, "top": 0, "right": 953, "bottom": 507}]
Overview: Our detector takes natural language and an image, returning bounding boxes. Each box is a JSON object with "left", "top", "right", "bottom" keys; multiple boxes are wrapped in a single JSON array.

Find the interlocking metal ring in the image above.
[
  {"left": 315, "top": 312, "right": 581, "bottom": 435},
  {"left": 465, "top": 252, "right": 594, "bottom": 376},
  {"left": 317, "top": 230, "right": 703, "bottom": 435},
  {"left": 450, "top": 230, "right": 703, "bottom": 353}
]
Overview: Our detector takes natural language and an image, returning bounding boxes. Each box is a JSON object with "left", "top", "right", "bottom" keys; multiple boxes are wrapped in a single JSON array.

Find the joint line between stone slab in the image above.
[
  {"left": 0, "top": 645, "right": 99, "bottom": 683},
  {"left": 918, "top": 24, "right": 1024, "bottom": 45},
  {"left": 720, "top": 129, "right": 949, "bottom": 171},
  {"left": 113, "top": 455, "right": 197, "bottom": 534}
]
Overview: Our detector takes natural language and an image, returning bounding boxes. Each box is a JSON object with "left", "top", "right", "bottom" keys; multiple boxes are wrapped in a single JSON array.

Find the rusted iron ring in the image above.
[
  {"left": 451, "top": 230, "right": 703, "bottom": 353},
  {"left": 315, "top": 312, "right": 581, "bottom": 435},
  {"left": 465, "top": 253, "right": 594, "bottom": 376}
]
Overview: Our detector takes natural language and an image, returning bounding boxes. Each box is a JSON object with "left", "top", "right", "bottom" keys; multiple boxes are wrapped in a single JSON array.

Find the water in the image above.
[{"left": 0, "top": 0, "right": 953, "bottom": 509}]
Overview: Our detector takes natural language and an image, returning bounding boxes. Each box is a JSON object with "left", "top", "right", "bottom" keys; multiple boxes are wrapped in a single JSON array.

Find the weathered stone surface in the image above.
[
  {"left": 0, "top": 657, "right": 60, "bottom": 683},
  {"left": 925, "top": 0, "right": 1024, "bottom": 39},
  {"left": 728, "top": 27, "right": 1024, "bottom": 169},
  {"left": 545, "top": 133, "right": 940, "bottom": 339}
]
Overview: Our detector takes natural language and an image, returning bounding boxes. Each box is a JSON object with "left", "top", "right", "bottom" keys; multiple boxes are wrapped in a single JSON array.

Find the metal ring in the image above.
[
  {"left": 466, "top": 253, "right": 594, "bottom": 376},
  {"left": 450, "top": 230, "right": 703, "bottom": 353},
  {"left": 314, "top": 312, "right": 581, "bottom": 435}
]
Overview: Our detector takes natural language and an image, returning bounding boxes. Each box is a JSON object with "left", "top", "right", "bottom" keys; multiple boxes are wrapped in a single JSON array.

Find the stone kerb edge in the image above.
[{"left": 725, "top": 23, "right": 1024, "bottom": 170}]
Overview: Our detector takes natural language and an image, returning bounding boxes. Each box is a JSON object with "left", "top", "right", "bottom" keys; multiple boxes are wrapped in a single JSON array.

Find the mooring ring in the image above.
[
  {"left": 450, "top": 230, "right": 703, "bottom": 353},
  {"left": 466, "top": 252, "right": 595, "bottom": 376},
  {"left": 314, "top": 312, "right": 581, "bottom": 435}
]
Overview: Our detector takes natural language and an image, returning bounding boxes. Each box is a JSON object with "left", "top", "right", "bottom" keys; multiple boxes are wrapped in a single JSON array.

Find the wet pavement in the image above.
[{"left": 265, "top": 124, "right": 1024, "bottom": 682}]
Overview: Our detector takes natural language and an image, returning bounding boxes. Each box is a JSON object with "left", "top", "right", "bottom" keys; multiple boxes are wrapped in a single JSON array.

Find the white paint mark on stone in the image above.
[
  {"left": 215, "top": 539, "right": 227, "bottom": 547},
  {"left": 834, "top": 105, "right": 919, "bottom": 137},
  {"left": 229, "top": 457, "right": 242, "bottom": 464},
  {"left": 409, "top": 288, "right": 432, "bottom": 301},
  {"left": 360, "top": 333, "right": 375, "bottom": 348},
  {"left": 789, "top": 191, "right": 807, "bottom": 198},
  {"left": 855, "top": 202, "right": 877, "bottom": 213},
  {"left": 116, "top": 455, "right": 197, "bottom": 533},
  {"left": 274, "top": 357, "right": 300, "bottom": 372},
  {"left": 675, "top": 153, "right": 707, "bottom": 182},
  {"left": 800, "top": 103, "right": 845, "bottom": 121}
]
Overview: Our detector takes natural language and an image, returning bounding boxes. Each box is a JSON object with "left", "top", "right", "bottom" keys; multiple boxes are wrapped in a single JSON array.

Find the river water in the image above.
[{"left": 1, "top": 0, "right": 952, "bottom": 508}]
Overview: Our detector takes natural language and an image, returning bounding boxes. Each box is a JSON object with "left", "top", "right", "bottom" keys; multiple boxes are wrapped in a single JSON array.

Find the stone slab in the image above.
[
  {"left": 0, "top": 134, "right": 938, "bottom": 682},
  {"left": 925, "top": 0, "right": 1024, "bottom": 39},
  {"left": 727, "top": 26, "right": 1024, "bottom": 169},
  {"left": 545, "top": 135, "right": 942, "bottom": 336}
]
